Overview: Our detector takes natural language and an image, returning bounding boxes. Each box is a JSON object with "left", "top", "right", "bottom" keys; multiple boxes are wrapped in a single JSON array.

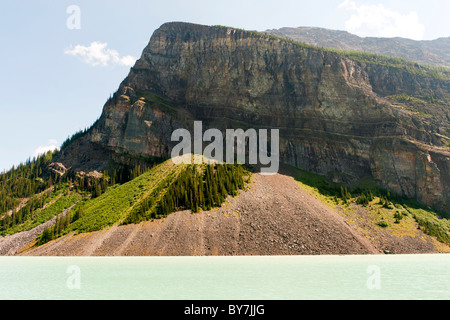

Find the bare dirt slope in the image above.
[{"left": 18, "top": 172, "right": 447, "bottom": 257}]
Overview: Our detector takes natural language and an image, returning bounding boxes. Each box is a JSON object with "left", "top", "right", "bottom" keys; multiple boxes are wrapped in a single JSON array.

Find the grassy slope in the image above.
[
  {"left": 0, "top": 184, "right": 82, "bottom": 236},
  {"left": 4, "top": 153, "right": 249, "bottom": 249},
  {"left": 65, "top": 157, "right": 249, "bottom": 235},
  {"left": 66, "top": 159, "right": 185, "bottom": 234},
  {"left": 287, "top": 165, "right": 450, "bottom": 246}
]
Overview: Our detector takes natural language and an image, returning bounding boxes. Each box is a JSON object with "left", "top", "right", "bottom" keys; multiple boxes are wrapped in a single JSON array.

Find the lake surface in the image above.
[{"left": 0, "top": 254, "right": 449, "bottom": 300}]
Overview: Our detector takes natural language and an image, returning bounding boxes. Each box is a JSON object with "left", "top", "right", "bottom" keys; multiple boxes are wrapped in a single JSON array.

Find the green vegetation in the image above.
[
  {"left": 0, "top": 150, "right": 58, "bottom": 216},
  {"left": 37, "top": 205, "right": 84, "bottom": 246},
  {"left": 1, "top": 189, "right": 81, "bottom": 236},
  {"left": 394, "top": 211, "right": 404, "bottom": 224},
  {"left": 0, "top": 149, "right": 88, "bottom": 237},
  {"left": 0, "top": 138, "right": 152, "bottom": 232},
  {"left": 401, "top": 201, "right": 450, "bottom": 245},
  {"left": 0, "top": 147, "right": 164, "bottom": 240},
  {"left": 64, "top": 160, "right": 180, "bottom": 234},
  {"left": 33, "top": 159, "right": 249, "bottom": 245},
  {"left": 340, "top": 185, "right": 352, "bottom": 204},
  {"left": 65, "top": 160, "right": 159, "bottom": 199},
  {"left": 123, "top": 163, "right": 249, "bottom": 224},
  {"left": 157, "top": 163, "right": 247, "bottom": 216},
  {"left": 356, "top": 191, "right": 375, "bottom": 207},
  {"left": 375, "top": 193, "right": 394, "bottom": 209},
  {"left": 288, "top": 165, "right": 450, "bottom": 246},
  {"left": 377, "top": 220, "right": 389, "bottom": 228}
]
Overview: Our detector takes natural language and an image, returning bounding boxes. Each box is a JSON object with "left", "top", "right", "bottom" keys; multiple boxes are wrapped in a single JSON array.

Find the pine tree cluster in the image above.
[
  {"left": 356, "top": 191, "right": 375, "bottom": 206},
  {"left": 0, "top": 149, "right": 160, "bottom": 235},
  {"left": 0, "top": 191, "right": 51, "bottom": 231},
  {"left": 38, "top": 207, "right": 84, "bottom": 245},
  {"left": 125, "top": 164, "right": 248, "bottom": 224},
  {"left": 157, "top": 164, "right": 247, "bottom": 217},
  {"left": 0, "top": 151, "right": 56, "bottom": 215},
  {"left": 340, "top": 185, "right": 352, "bottom": 204}
]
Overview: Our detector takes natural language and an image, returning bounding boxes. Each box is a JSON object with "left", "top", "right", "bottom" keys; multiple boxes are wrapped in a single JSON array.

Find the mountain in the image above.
[
  {"left": 264, "top": 26, "right": 450, "bottom": 68},
  {"left": 60, "top": 22, "right": 450, "bottom": 213},
  {"left": 1, "top": 22, "right": 450, "bottom": 256}
]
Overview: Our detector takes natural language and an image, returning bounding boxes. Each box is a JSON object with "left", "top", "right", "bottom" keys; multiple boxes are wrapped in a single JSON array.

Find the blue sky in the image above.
[{"left": 0, "top": 0, "right": 449, "bottom": 172}]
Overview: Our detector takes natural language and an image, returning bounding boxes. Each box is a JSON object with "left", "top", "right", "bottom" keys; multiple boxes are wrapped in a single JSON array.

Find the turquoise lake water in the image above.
[{"left": 0, "top": 254, "right": 449, "bottom": 300}]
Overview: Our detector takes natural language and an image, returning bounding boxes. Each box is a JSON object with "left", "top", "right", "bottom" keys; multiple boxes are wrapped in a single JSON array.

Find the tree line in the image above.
[{"left": 159, "top": 163, "right": 247, "bottom": 216}]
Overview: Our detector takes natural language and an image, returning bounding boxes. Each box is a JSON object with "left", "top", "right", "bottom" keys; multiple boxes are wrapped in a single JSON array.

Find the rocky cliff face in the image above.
[{"left": 63, "top": 22, "right": 450, "bottom": 212}]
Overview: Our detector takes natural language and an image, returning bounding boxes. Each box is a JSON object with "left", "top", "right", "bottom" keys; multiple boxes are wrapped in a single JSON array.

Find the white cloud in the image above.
[
  {"left": 33, "top": 140, "right": 59, "bottom": 157},
  {"left": 338, "top": 0, "right": 425, "bottom": 40},
  {"left": 64, "top": 42, "right": 137, "bottom": 67}
]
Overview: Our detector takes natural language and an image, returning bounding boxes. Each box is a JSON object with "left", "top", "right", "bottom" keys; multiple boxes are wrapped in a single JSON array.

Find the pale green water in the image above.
[{"left": 0, "top": 255, "right": 449, "bottom": 300}]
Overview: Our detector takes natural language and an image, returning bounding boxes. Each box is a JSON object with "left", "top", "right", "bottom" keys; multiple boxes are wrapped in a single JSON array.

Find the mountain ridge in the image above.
[{"left": 264, "top": 26, "right": 450, "bottom": 68}]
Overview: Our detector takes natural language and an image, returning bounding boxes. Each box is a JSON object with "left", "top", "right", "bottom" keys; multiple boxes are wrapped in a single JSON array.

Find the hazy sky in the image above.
[{"left": 0, "top": 0, "right": 449, "bottom": 172}]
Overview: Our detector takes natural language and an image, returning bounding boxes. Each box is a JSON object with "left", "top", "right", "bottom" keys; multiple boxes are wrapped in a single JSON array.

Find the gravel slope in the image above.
[
  {"left": 11, "top": 172, "right": 449, "bottom": 256},
  {"left": 17, "top": 173, "right": 375, "bottom": 256}
]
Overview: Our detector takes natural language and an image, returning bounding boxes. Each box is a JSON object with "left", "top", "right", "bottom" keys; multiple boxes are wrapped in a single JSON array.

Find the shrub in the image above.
[
  {"left": 394, "top": 211, "right": 404, "bottom": 224},
  {"left": 377, "top": 220, "right": 389, "bottom": 228},
  {"left": 356, "top": 191, "right": 374, "bottom": 206}
]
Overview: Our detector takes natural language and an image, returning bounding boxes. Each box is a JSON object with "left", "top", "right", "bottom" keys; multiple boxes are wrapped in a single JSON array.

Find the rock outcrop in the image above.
[{"left": 60, "top": 22, "right": 450, "bottom": 212}]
